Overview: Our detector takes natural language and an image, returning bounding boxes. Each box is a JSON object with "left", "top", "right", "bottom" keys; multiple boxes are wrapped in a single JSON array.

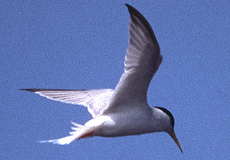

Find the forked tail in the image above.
[{"left": 39, "top": 122, "right": 96, "bottom": 145}]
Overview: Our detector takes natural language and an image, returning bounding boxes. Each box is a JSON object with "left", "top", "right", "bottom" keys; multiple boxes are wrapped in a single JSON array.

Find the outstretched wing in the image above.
[
  {"left": 21, "top": 89, "right": 114, "bottom": 118},
  {"left": 105, "top": 4, "right": 162, "bottom": 113}
]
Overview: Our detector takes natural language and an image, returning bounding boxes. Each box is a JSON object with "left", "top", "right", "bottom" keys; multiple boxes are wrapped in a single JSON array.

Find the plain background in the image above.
[{"left": 1, "top": 0, "right": 229, "bottom": 159}]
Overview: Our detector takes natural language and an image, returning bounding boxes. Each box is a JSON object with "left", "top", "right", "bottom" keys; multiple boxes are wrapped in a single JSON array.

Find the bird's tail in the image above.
[{"left": 38, "top": 122, "right": 96, "bottom": 145}]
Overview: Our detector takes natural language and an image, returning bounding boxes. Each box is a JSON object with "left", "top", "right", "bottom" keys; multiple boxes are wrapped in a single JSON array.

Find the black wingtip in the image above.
[
  {"left": 125, "top": 3, "right": 130, "bottom": 8},
  {"left": 20, "top": 89, "right": 86, "bottom": 92},
  {"left": 125, "top": 4, "right": 140, "bottom": 16},
  {"left": 125, "top": 4, "right": 159, "bottom": 45},
  {"left": 19, "top": 89, "right": 37, "bottom": 92},
  {"left": 125, "top": 4, "right": 134, "bottom": 10}
]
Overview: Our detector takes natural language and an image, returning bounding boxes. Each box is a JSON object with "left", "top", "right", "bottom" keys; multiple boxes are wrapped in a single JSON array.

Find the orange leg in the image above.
[{"left": 78, "top": 131, "right": 95, "bottom": 139}]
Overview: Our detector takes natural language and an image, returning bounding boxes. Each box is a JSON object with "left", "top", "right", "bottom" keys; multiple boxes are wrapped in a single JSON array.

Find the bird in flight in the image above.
[{"left": 21, "top": 4, "right": 182, "bottom": 152}]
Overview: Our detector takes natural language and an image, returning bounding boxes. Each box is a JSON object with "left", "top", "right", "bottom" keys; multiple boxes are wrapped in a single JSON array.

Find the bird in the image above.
[{"left": 21, "top": 4, "right": 183, "bottom": 152}]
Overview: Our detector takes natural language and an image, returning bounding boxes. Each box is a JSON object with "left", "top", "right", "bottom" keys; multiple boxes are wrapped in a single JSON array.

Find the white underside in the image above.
[{"left": 39, "top": 122, "right": 96, "bottom": 145}]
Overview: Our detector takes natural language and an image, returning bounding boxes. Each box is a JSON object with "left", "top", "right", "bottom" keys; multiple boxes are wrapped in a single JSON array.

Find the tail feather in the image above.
[
  {"left": 38, "top": 122, "right": 95, "bottom": 145},
  {"left": 39, "top": 135, "right": 78, "bottom": 145}
]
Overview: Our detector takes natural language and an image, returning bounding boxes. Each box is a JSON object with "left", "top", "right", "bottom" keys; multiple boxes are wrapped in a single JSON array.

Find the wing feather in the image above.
[
  {"left": 21, "top": 89, "right": 114, "bottom": 117},
  {"left": 104, "top": 4, "right": 162, "bottom": 114}
]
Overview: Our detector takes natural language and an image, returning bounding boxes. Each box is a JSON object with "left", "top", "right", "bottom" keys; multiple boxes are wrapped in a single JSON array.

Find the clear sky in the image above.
[{"left": 1, "top": 0, "right": 230, "bottom": 159}]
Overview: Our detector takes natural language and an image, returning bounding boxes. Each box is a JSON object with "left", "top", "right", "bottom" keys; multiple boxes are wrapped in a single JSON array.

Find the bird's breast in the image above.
[{"left": 93, "top": 107, "right": 155, "bottom": 137}]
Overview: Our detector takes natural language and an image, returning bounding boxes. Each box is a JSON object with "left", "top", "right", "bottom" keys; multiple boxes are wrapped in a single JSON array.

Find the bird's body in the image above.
[
  {"left": 21, "top": 4, "right": 182, "bottom": 152},
  {"left": 91, "top": 106, "right": 158, "bottom": 137}
]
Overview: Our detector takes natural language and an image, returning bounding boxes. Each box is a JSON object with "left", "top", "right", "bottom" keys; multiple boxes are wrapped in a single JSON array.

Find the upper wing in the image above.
[
  {"left": 104, "top": 4, "right": 162, "bottom": 113},
  {"left": 20, "top": 89, "right": 114, "bottom": 118}
]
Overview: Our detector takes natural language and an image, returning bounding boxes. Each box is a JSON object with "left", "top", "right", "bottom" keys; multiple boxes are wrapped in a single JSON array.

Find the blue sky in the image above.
[{"left": 1, "top": 0, "right": 230, "bottom": 159}]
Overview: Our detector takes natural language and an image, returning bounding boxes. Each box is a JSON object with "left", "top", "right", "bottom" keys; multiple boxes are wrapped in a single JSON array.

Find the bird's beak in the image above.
[{"left": 168, "top": 129, "right": 183, "bottom": 153}]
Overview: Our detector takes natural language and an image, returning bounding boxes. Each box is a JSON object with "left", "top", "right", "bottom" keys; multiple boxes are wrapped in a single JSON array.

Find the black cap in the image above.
[{"left": 155, "top": 107, "right": 175, "bottom": 128}]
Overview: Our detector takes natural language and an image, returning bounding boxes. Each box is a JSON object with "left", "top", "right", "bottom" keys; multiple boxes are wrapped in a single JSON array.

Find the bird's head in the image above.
[{"left": 154, "top": 107, "right": 183, "bottom": 153}]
